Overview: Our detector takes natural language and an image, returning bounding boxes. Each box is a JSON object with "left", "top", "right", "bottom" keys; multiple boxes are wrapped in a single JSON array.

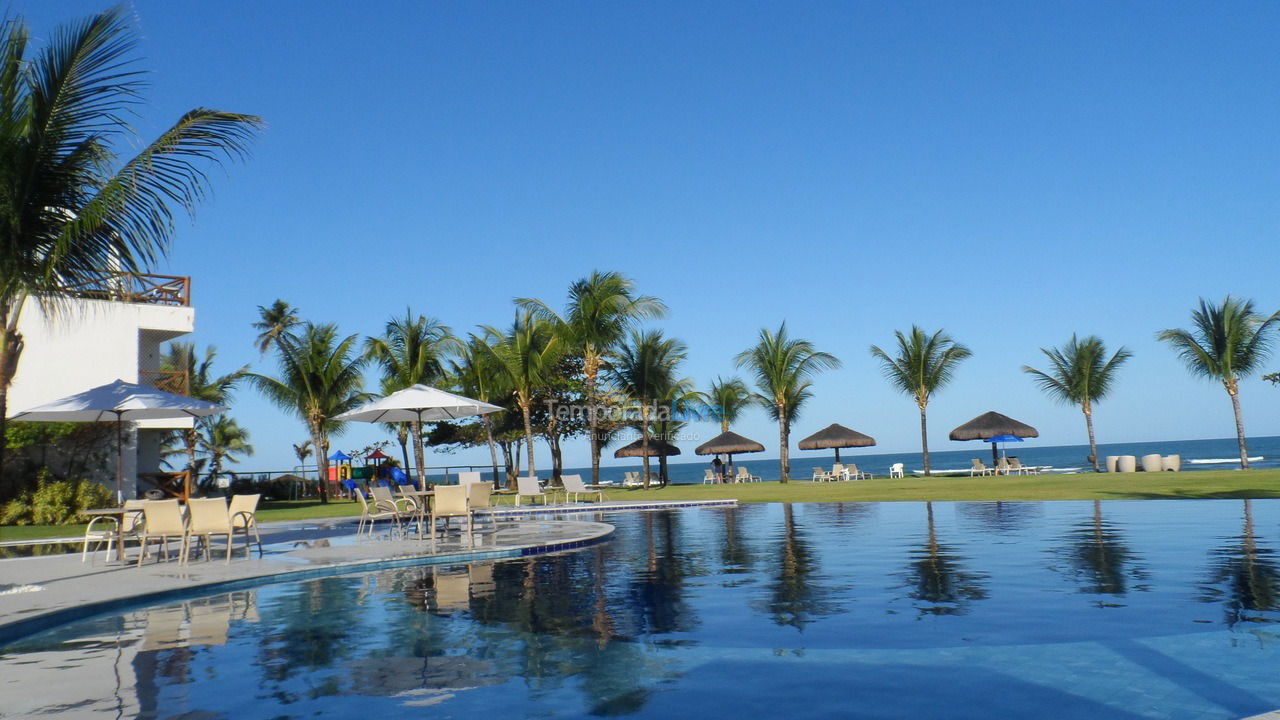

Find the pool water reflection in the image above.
[{"left": 3, "top": 500, "right": 1280, "bottom": 719}]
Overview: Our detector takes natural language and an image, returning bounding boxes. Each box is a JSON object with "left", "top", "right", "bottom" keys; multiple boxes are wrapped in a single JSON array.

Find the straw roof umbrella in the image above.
[
  {"left": 613, "top": 437, "right": 681, "bottom": 458},
  {"left": 949, "top": 411, "right": 1039, "bottom": 464},
  {"left": 797, "top": 423, "right": 876, "bottom": 464},
  {"left": 695, "top": 430, "right": 765, "bottom": 482}
]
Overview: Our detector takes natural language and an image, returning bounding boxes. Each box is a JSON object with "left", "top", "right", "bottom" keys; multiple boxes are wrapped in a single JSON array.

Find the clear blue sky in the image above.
[{"left": 18, "top": 1, "right": 1280, "bottom": 472}]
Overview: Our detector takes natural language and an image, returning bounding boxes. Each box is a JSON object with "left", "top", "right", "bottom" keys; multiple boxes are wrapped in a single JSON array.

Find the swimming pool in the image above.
[{"left": 3, "top": 500, "right": 1279, "bottom": 718}]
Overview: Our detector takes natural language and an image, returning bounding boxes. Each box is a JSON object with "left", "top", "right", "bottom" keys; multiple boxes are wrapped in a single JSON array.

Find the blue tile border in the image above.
[{"left": 0, "top": 523, "right": 614, "bottom": 646}]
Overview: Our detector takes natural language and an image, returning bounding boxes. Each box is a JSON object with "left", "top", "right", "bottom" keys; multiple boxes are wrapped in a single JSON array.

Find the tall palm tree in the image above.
[
  {"left": 1157, "top": 297, "right": 1280, "bottom": 469},
  {"left": 160, "top": 342, "right": 247, "bottom": 475},
  {"left": 1023, "top": 335, "right": 1132, "bottom": 472},
  {"left": 519, "top": 271, "right": 666, "bottom": 485},
  {"left": 200, "top": 416, "right": 254, "bottom": 479},
  {"left": 250, "top": 323, "right": 367, "bottom": 502},
  {"left": 450, "top": 334, "right": 512, "bottom": 487},
  {"left": 736, "top": 324, "right": 840, "bottom": 483},
  {"left": 292, "top": 440, "right": 312, "bottom": 470},
  {"left": 702, "top": 376, "right": 751, "bottom": 433},
  {"left": 610, "top": 330, "right": 688, "bottom": 489},
  {"left": 253, "top": 300, "right": 301, "bottom": 356},
  {"left": 0, "top": 8, "right": 260, "bottom": 483},
  {"left": 870, "top": 326, "right": 971, "bottom": 476},
  {"left": 364, "top": 309, "right": 457, "bottom": 485},
  {"left": 480, "top": 311, "right": 562, "bottom": 478}
]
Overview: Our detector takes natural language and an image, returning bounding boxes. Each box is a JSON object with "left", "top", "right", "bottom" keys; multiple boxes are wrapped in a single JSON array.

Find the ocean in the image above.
[{"left": 552, "top": 435, "right": 1280, "bottom": 485}]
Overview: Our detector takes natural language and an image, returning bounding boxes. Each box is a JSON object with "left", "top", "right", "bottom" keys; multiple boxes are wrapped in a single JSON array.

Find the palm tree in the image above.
[
  {"left": 250, "top": 323, "right": 367, "bottom": 502},
  {"left": 450, "top": 335, "right": 511, "bottom": 487},
  {"left": 480, "top": 311, "right": 562, "bottom": 478},
  {"left": 0, "top": 8, "right": 260, "bottom": 483},
  {"left": 736, "top": 324, "right": 840, "bottom": 483},
  {"left": 610, "top": 330, "right": 688, "bottom": 489},
  {"left": 160, "top": 342, "right": 247, "bottom": 475},
  {"left": 292, "top": 440, "right": 312, "bottom": 470},
  {"left": 200, "top": 416, "right": 254, "bottom": 479},
  {"left": 870, "top": 326, "right": 971, "bottom": 476},
  {"left": 702, "top": 376, "right": 751, "bottom": 433},
  {"left": 519, "top": 271, "right": 666, "bottom": 485},
  {"left": 364, "top": 309, "right": 457, "bottom": 485},
  {"left": 654, "top": 377, "right": 698, "bottom": 486},
  {"left": 1157, "top": 297, "right": 1280, "bottom": 469},
  {"left": 1023, "top": 335, "right": 1132, "bottom": 472},
  {"left": 253, "top": 300, "right": 301, "bottom": 356}
]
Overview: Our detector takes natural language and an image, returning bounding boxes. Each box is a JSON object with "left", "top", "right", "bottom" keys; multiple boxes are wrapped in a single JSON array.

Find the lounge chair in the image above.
[
  {"left": 82, "top": 498, "right": 144, "bottom": 563},
  {"left": 429, "top": 485, "right": 472, "bottom": 537},
  {"left": 831, "top": 463, "right": 846, "bottom": 481},
  {"left": 229, "top": 493, "right": 263, "bottom": 556},
  {"left": 736, "top": 466, "right": 761, "bottom": 483},
  {"left": 185, "top": 497, "right": 242, "bottom": 564},
  {"left": 622, "top": 471, "right": 644, "bottom": 488},
  {"left": 995, "top": 457, "right": 1011, "bottom": 475},
  {"left": 562, "top": 474, "right": 606, "bottom": 503},
  {"left": 970, "top": 459, "right": 993, "bottom": 476},
  {"left": 1007, "top": 458, "right": 1029, "bottom": 476},
  {"left": 136, "top": 499, "right": 187, "bottom": 566},
  {"left": 812, "top": 467, "right": 833, "bottom": 482},
  {"left": 703, "top": 469, "right": 718, "bottom": 484},
  {"left": 343, "top": 480, "right": 401, "bottom": 537},
  {"left": 889, "top": 463, "right": 905, "bottom": 478},
  {"left": 847, "top": 463, "right": 871, "bottom": 480},
  {"left": 516, "top": 476, "right": 551, "bottom": 506}
]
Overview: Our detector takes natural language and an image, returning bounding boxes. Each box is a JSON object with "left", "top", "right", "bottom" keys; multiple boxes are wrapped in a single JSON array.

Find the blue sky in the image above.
[{"left": 18, "top": 1, "right": 1280, "bottom": 472}]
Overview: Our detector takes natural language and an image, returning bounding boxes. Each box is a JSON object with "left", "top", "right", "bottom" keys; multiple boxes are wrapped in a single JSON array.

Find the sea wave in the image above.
[{"left": 1187, "top": 457, "right": 1263, "bottom": 465}]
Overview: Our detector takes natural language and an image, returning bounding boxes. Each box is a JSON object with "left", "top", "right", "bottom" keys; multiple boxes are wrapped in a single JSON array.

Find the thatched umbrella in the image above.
[
  {"left": 613, "top": 437, "right": 681, "bottom": 458},
  {"left": 695, "top": 430, "right": 765, "bottom": 482},
  {"left": 797, "top": 423, "right": 876, "bottom": 463},
  {"left": 949, "top": 411, "right": 1039, "bottom": 464}
]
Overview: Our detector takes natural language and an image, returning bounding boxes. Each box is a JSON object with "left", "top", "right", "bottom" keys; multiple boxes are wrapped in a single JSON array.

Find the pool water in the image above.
[{"left": 3, "top": 500, "right": 1280, "bottom": 719}]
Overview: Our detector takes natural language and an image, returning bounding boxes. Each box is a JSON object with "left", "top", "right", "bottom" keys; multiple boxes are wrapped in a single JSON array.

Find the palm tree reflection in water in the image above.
[
  {"left": 1055, "top": 500, "right": 1146, "bottom": 605},
  {"left": 903, "top": 502, "right": 989, "bottom": 616},
  {"left": 1202, "top": 499, "right": 1280, "bottom": 628}
]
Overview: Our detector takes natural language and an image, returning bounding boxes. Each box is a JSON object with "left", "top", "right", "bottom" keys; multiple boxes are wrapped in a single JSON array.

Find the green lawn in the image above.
[{"left": 4, "top": 468, "right": 1280, "bottom": 543}]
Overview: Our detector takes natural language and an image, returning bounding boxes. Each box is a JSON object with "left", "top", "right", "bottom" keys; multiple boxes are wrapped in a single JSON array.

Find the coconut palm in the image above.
[
  {"left": 253, "top": 300, "right": 301, "bottom": 355},
  {"left": 1157, "top": 297, "right": 1280, "bottom": 469},
  {"left": 292, "top": 440, "right": 312, "bottom": 469},
  {"left": 610, "top": 330, "right": 688, "bottom": 489},
  {"left": 702, "top": 376, "right": 751, "bottom": 433},
  {"left": 870, "top": 326, "right": 972, "bottom": 476},
  {"left": 519, "top": 271, "right": 666, "bottom": 485},
  {"left": 160, "top": 342, "right": 248, "bottom": 474},
  {"left": 736, "top": 324, "right": 840, "bottom": 483},
  {"left": 364, "top": 309, "right": 458, "bottom": 485},
  {"left": 480, "top": 311, "right": 563, "bottom": 478},
  {"left": 0, "top": 8, "right": 260, "bottom": 483},
  {"left": 450, "top": 334, "right": 512, "bottom": 487},
  {"left": 200, "top": 416, "right": 254, "bottom": 479},
  {"left": 250, "top": 323, "right": 368, "bottom": 502},
  {"left": 1023, "top": 335, "right": 1132, "bottom": 472}
]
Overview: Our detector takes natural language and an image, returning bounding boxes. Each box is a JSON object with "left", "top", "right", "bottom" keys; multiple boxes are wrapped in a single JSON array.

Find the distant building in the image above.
[{"left": 7, "top": 272, "right": 194, "bottom": 498}]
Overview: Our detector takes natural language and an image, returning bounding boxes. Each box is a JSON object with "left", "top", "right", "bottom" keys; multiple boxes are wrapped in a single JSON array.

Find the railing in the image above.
[
  {"left": 139, "top": 370, "right": 189, "bottom": 396},
  {"left": 62, "top": 271, "right": 191, "bottom": 307}
]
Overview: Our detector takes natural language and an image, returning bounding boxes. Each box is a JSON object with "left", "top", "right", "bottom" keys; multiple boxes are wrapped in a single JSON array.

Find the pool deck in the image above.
[{"left": 0, "top": 498, "right": 734, "bottom": 643}]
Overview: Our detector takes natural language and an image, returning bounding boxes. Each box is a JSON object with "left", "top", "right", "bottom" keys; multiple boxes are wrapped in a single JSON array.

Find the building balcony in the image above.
[{"left": 62, "top": 271, "right": 191, "bottom": 307}]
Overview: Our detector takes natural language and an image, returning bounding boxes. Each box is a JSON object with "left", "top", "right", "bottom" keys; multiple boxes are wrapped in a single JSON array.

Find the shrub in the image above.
[
  {"left": 1, "top": 496, "right": 32, "bottom": 525},
  {"left": 3, "top": 470, "right": 114, "bottom": 526}
]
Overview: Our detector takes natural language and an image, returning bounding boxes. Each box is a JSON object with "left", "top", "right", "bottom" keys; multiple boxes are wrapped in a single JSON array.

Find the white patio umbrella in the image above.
[
  {"left": 10, "top": 379, "right": 226, "bottom": 502},
  {"left": 334, "top": 384, "right": 503, "bottom": 490}
]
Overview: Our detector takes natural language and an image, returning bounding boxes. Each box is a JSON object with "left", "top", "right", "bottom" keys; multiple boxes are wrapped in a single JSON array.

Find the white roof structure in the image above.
[
  {"left": 334, "top": 384, "right": 502, "bottom": 424},
  {"left": 11, "top": 379, "right": 226, "bottom": 422}
]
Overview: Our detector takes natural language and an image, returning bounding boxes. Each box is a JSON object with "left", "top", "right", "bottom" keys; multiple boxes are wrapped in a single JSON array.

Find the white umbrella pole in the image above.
[{"left": 114, "top": 413, "right": 124, "bottom": 503}]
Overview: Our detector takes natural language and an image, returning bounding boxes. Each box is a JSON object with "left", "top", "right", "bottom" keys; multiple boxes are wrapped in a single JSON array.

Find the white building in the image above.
[{"left": 7, "top": 273, "right": 195, "bottom": 498}]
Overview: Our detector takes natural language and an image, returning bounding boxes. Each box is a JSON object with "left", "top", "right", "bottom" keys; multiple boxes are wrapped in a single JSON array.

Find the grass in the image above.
[{"left": 4, "top": 468, "right": 1280, "bottom": 544}]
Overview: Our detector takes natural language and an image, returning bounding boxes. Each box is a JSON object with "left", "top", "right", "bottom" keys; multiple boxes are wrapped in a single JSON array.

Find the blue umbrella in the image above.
[{"left": 986, "top": 434, "right": 1023, "bottom": 460}]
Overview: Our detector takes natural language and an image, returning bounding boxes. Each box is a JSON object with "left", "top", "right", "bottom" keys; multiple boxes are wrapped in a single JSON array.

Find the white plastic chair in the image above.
[{"left": 889, "top": 463, "right": 905, "bottom": 479}]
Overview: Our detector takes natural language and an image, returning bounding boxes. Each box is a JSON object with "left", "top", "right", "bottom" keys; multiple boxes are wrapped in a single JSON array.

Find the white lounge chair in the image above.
[
  {"left": 562, "top": 474, "right": 606, "bottom": 503},
  {"left": 970, "top": 459, "right": 993, "bottom": 476},
  {"left": 736, "top": 466, "right": 761, "bottom": 483},
  {"left": 847, "top": 463, "right": 870, "bottom": 480},
  {"left": 703, "top": 469, "right": 718, "bottom": 484},
  {"left": 516, "top": 476, "right": 551, "bottom": 506},
  {"left": 812, "top": 467, "right": 833, "bottom": 482}
]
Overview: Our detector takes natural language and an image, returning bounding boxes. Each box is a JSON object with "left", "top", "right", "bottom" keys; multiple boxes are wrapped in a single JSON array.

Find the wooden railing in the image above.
[
  {"left": 139, "top": 370, "right": 189, "bottom": 396},
  {"left": 62, "top": 271, "right": 191, "bottom": 307}
]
